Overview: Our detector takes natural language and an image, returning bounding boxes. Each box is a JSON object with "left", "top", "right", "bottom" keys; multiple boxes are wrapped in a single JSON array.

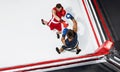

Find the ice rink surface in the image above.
[{"left": 0, "top": 0, "right": 99, "bottom": 68}]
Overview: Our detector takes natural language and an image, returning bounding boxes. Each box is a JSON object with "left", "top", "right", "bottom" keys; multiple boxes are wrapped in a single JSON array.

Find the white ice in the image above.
[{"left": 0, "top": 0, "right": 98, "bottom": 68}]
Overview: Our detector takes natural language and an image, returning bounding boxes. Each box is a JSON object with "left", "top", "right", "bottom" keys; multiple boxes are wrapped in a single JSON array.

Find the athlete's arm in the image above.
[
  {"left": 61, "top": 37, "right": 66, "bottom": 46},
  {"left": 61, "top": 9, "right": 66, "bottom": 17},
  {"left": 66, "top": 13, "right": 77, "bottom": 32},
  {"left": 52, "top": 9, "right": 61, "bottom": 21},
  {"left": 72, "top": 19, "right": 77, "bottom": 33}
]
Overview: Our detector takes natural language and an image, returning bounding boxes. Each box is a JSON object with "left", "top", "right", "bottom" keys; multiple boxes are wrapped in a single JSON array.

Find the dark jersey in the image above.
[{"left": 62, "top": 29, "right": 78, "bottom": 48}]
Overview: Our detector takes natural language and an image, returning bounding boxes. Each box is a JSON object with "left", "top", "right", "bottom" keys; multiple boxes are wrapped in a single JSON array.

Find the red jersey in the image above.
[
  {"left": 52, "top": 7, "right": 66, "bottom": 22},
  {"left": 47, "top": 7, "right": 66, "bottom": 31}
]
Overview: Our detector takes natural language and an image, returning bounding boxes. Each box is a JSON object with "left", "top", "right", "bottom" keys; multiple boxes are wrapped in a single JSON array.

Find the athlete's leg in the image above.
[
  {"left": 56, "top": 23, "right": 62, "bottom": 39},
  {"left": 56, "top": 47, "right": 64, "bottom": 54},
  {"left": 56, "top": 45, "right": 67, "bottom": 54},
  {"left": 76, "top": 45, "right": 81, "bottom": 54},
  {"left": 41, "top": 19, "right": 48, "bottom": 25},
  {"left": 56, "top": 31, "right": 61, "bottom": 39}
]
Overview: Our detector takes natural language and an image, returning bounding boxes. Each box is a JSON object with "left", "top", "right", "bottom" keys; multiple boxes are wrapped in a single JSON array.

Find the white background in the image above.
[{"left": 0, "top": 0, "right": 98, "bottom": 68}]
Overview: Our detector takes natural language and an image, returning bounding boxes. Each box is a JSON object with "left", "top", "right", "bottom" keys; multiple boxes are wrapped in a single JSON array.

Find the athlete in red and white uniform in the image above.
[{"left": 41, "top": 3, "right": 68, "bottom": 39}]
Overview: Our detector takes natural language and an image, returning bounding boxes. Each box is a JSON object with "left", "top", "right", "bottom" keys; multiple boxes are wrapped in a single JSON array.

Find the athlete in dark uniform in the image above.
[{"left": 56, "top": 13, "right": 81, "bottom": 54}]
